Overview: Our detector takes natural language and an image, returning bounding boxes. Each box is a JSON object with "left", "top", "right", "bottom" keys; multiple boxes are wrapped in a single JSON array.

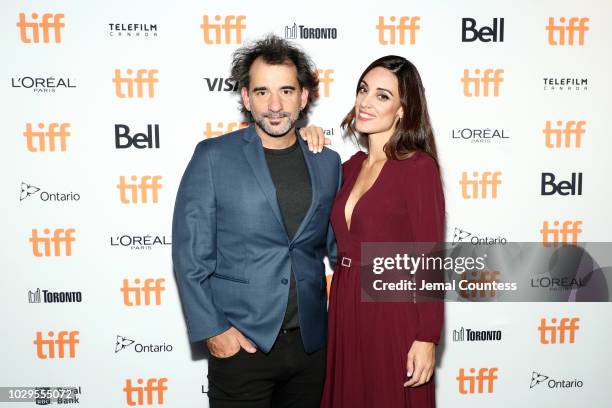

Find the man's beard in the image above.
[{"left": 253, "top": 111, "right": 297, "bottom": 138}]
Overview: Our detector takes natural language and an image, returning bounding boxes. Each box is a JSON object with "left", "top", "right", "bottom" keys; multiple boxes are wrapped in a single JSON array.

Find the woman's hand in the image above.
[
  {"left": 404, "top": 340, "right": 436, "bottom": 387},
  {"left": 298, "top": 126, "right": 331, "bottom": 153}
]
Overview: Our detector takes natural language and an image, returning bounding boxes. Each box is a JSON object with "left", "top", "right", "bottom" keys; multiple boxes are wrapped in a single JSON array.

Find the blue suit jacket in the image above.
[{"left": 172, "top": 125, "right": 341, "bottom": 353}]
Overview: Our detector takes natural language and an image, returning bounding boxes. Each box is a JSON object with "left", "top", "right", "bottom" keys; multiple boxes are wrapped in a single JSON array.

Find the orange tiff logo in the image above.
[
  {"left": 460, "top": 171, "right": 502, "bottom": 199},
  {"left": 121, "top": 278, "right": 166, "bottom": 306},
  {"left": 33, "top": 330, "right": 79, "bottom": 359},
  {"left": 317, "top": 69, "right": 334, "bottom": 97},
  {"left": 543, "top": 120, "right": 585, "bottom": 148},
  {"left": 113, "top": 69, "right": 158, "bottom": 98},
  {"left": 17, "top": 12, "right": 65, "bottom": 43},
  {"left": 117, "top": 176, "right": 162, "bottom": 204},
  {"left": 540, "top": 220, "right": 583, "bottom": 246},
  {"left": 538, "top": 317, "right": 580, "bottom": 344},
  {"left": 23, "top": 122, "right": 70, "bottom": 152},
  {"left": 546, "top": 17, "right": 589, "bottom": 46},
  {"left": 30, "top": 228, "right": 75, "bottom": 257},
  {"left": 123, "top": 378, "right": 168, "bottom": 405},
  {"left": 376, "top": 16, "right": 420, "bottom": 45},
  {"left": 201, "top": 14, "right": 246, "bottom": 44},
  {"left": 204, "top": 121, "right": 249, "bottom": 138},
  {"left": 456, "top": 368, "right": 498, "bottom": 394},
  {"left": 461, "top": 69, "right": 504, "bottom": 97}
]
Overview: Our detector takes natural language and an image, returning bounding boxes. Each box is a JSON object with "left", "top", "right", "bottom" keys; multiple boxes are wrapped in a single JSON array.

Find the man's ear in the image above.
[
  {"left": 241, "top": 86, "right": 251, "bottom": 112},
  {"left": 300, "top": 87, "right": 309, "bottom": 110}
]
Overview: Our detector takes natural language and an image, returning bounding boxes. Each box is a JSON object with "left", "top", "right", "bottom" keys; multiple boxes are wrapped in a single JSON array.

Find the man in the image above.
[{"left": 172, "top": 35, "right": 341, "bottom": 408}]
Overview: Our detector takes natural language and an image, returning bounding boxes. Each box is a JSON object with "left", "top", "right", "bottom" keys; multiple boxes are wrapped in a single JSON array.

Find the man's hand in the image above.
[
  {"left": 404, "top": 340, "right": 436, "bottom": 387},
  {"left": 206, "top": 327, "right": 257, "bottom": 358},
  {"left": 299, "top": 126, "right": 331, "bottom": 153}
]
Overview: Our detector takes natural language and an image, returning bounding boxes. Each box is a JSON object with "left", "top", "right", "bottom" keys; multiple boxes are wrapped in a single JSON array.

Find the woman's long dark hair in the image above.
[{"left": 341, "top": 55, "right": 439, "bottom": 166}]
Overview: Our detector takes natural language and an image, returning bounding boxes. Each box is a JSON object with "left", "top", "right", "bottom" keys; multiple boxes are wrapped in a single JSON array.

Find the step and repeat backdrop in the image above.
[{"left": 2, "top": 0, "right": 612, "bottom": 407}]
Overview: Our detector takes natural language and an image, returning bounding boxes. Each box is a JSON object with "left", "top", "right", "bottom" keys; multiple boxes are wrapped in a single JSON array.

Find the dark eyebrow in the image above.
[
  {"left": 280, "top": 85, "right": 296, "bottom": 91},
  {"left": 253, "top": 86, "right": 268, "bottom": 92},
  {"left": 360, "top": 80, "right": 393, "bottom": 96}
]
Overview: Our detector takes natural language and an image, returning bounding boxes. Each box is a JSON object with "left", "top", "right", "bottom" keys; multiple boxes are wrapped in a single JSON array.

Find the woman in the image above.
[{"left": 301, "top": 55, "right": 445, "bottom": 407}]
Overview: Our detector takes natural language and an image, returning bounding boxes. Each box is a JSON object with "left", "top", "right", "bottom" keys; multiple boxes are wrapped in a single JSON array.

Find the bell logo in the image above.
[
  {"left": 543, "top": 120, "right": 585, "bottom": 148},
  {"left": 117, "top": 176, "right": 163, "bottom": 204},
  {"left": 23, "top": 122, "right": 71, "bottom": 152},
  {"left": 121, "top": 278, "right": 165, "bottom": 306},
  {"left": 17, "top": 13, "right": 65, "bottom": 43},
  {"left": 546, "top": 17, "right": 589, "bottom": 46},
  {"left": 201, "top": 14, "right": 246, "bottom": 44},
  {"left": 113, "top": 69, "right": 158, "bottom": 98},
  {"left": 376, "top": 16, "right": 420, "bottom": 45},
  {"left": 33, "top": 330, "right": 79, "bottom": 359},
  {"left": 204, "top": 121, "right": 248, "bottom": 138},
  {"left": 123, "top": 378, "right": 168, "bottom": 405},
  {"left": 540, "top": 220, "right": 583, "bottom": 246},
  {"left": 459, "top": 171, "right": 502, "bottom": 199},
  {"left": 317, "top": 69, "right": 334, "bottom": 97},
  {"left": 30, "top": 228, "right": 75, "bottom": 257},
  {"left": 462, "top": 69, "right": 504, "bottom": 97},
  {"left": 456, "top": 368, "right": 498, "bottom": 394},
  {"left": 538, "top": 317, "right": 580, "bottom": 344}
]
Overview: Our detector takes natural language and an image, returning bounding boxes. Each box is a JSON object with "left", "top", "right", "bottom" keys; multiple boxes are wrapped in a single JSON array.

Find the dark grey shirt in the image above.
[{"left": 263, "top": 140, "right": 312, "bottom": 330}]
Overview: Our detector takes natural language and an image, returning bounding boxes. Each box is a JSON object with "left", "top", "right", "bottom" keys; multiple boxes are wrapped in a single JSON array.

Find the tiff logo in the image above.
[
  {"left": 33, "top": 330, "right": 79, "bottom": 359},
  {"left": 117, "top": 176, "right": 163, "bottom": 204},
  {"left": 460, "top": 171, "right": 502, "bottom": 199},
  {"left": 30, "top": 228, "right": 75, "bottom": 257},
  {"left": 23, "top": 122, "right": 70, "bottom": 152},
  {"left": 456, "top": 368, "right": 498, "bottom": 394},
  {"left": 17, "top": 12, "right": 65, "bottom": 43},
  {"left": 113, "top": 69, "right": 158, "bottom": 98},
  {"left": 376, "top": 16, "right": 420, "bottom": 45},
  {"left": 204, "top": 121, "right": 248, "bottom": 138},
  {"left": 462, "top": 69, "right": 504, "bottom": 97},
  {"left": 123, "top": 378, "right": 168, "bottom": 405},
  {"left": 201, "top": 14, "right": 246, "bottom": 44},
  {"left": 546, "top": 17, "right": 589, "bottom": 46},
  {"left": 121, "top": 278, "right": 165, "bottom": 306},
  {"left": 543, "top": 120, "right": 585, "bottom": 148},
  {"left": 540, "top": 220, "right": 583, "bottom": 246},
  {"left": 317, "top": 69, "right": 334, "bottom": 97},
  {"left": 538, "top": 317, "right": 580, "bottom": 344}
]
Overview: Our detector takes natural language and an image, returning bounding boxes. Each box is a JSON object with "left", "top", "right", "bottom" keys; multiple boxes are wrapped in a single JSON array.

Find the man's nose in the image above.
[{"left": 268, "top": 92, "right": 282, "bottom": 112}]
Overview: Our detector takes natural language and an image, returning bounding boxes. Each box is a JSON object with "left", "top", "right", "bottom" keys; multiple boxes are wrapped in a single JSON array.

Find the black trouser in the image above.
[{"left": 207, "top": 329, "right": 326, "bottom": 408}]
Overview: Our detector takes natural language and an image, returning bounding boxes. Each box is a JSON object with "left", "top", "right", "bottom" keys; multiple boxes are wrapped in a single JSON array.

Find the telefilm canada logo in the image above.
[
  {"left": 20, "top": 182, "right": 80, "bottom": 202},
  {"left": 108, "top": 22, "right": 158, "bottom": 38},
  {"left": 284, "top": 23, "right": 337, "bottom": 39},
  {"left": 11, "top": 75, "right": 76, "bottom": 93},
  {"left": 110, "top": 234, "right": 171, "bottom": 250},
  {"left": 115, "top": 335, "right": 173, "bottom": 354},
  {"left": 452, "top": 227, "right": 507, "bottom": 245},
  {"left": 543, "top": 77, "right": 588, "bottom": 91}
]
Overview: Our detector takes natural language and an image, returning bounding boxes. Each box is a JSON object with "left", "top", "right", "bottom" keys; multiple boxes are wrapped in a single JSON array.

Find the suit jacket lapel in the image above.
[{"left": 290, "top": 134, "right": 320, "bottom": 244}]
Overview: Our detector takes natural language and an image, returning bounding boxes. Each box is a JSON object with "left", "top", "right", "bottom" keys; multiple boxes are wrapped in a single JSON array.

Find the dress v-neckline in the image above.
[{"left": 344, "top": 154, "right": 389, "bottom": 233}]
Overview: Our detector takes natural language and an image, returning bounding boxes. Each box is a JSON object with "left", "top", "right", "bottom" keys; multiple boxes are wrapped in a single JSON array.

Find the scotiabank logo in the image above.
[
  {"left": 456, "top": 368, "right": 498, "bottom": 394},
  {"left": 543, "top": 120, "right": 585, "bottom": 148},
  {"left": 462, "top": 69, "right": 504, "bottom": 97},
  {"left": 117, "top": 176, "right": 163, "bottom": 204},
  {"left": 17, "top": 12, "right": 65, "bottom": 43},
  {"left": 124, "top": 378, "right": 168, "bottom": 405},
  {"left": 121, "top": 278, "right": 166, "bottom": 306},
  {"left": 546, "top": 17, "right": 589, "bottom": 46},
  {"left": 115, "top": 124, "right": 160, "bottom": 149},
  {"left": 34, "top": 330, "right": 79, "bottom": 359},
  {"left": 461, "top": 18, "right": 504, "bottom": 42},
  {"left": 30, "top": 228, "right": 75, "bottom": 257},
  {"left": 201, "top": 14, "right": 246, "bottom": 44},
  {"left": 376, "top": 16, "right": 420, "bottom": 45},
  {"left": 538, "top": 317, "right": 580, "bottom": 344},
  {"left": 541, "top": 172, "right": 583, "bottom": 196},
  {"left": 459, "top": 171, "right": 502, "bottom": 199},
  {"left": 540, "top": 220, "right": 583, "bottom": 246},
  {"left": 23, "top": 122, "right": 70, "bottom": 152},
  {"left": 113, "top": 69, "right": 158, "bottom": 98},
  {"left": 317, "top": 69, "right": 334, "bottom": 97},
  {"left": 204, "top": 121, "right": 248, "bottom": 138}
]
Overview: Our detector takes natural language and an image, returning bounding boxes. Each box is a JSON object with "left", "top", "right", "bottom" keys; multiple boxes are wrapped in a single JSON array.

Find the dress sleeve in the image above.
[{"left": 406, "top": 153, "right": 445, "bottom": 345}]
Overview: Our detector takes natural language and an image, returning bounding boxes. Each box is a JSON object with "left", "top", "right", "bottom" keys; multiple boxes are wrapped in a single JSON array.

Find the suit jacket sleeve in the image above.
[
  {"left": 326, "top": 153, "right": 342, "bottom": 269},
  {"left": 407, "top": 154, "right": 445, "bottom": 345},
  {"left": 172, "top": 142, "right": 231, "bottom": 343}
]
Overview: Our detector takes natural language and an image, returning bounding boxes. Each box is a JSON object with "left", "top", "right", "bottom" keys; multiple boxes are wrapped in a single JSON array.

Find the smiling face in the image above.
[
  {"left": 241, "top": 57, "right": 309, "bottom": 138},
  {"left": 353, "top": 66, "right": 403, "bottom": 136}
]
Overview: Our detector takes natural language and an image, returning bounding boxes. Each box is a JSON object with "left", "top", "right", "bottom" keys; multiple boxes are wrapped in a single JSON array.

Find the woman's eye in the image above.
[
  {"left": 378, "top": 94, "right": 389, "bottom": 101},
  {"left": 358, "top": 86, "right": 367, "bottom": 94}
]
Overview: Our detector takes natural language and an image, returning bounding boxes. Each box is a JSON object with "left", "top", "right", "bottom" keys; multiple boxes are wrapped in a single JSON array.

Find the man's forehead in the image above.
[{"left": 248, "top": 58, "right": 299, "bottom": 85}]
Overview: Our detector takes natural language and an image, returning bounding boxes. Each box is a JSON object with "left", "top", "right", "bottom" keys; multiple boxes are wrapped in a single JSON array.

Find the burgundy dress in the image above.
[{"left": 321, "top": 151, "right": 445, "bottom": 408}]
